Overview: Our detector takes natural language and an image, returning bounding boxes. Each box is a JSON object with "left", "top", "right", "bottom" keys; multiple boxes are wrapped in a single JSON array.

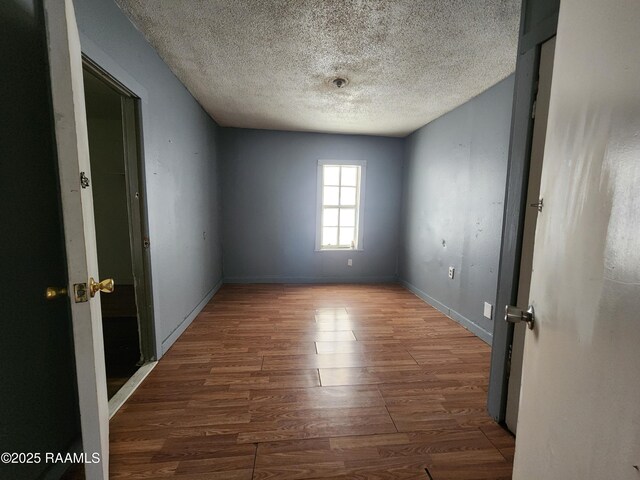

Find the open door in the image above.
[
  {"left": 512, "top": 0, "right": 640, "bottom": 478},
  {"left": 44, "top": 0, "right": 109, "bottom": 478},
  {"left": 82, "top": 61, "right": 157, "bottom": 408}
]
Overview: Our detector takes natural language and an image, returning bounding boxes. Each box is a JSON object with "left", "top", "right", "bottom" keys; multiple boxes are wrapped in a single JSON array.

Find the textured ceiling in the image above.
[{"left": 116, "top": 0, "right": 520, "bottom": 137}]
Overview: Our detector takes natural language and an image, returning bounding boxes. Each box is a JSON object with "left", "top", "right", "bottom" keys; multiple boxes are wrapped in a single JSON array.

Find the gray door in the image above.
[
  {"left": 505, "top": 36, "right": 556, "bottom": 434},
  {"left": 0, "top": 0, "right": 80, "bottom": 479}
]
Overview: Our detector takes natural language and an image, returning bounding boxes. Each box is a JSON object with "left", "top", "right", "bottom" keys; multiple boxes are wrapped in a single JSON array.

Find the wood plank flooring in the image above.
[{"left": 108, "top": 284, "right": 515, "bottom": 479}]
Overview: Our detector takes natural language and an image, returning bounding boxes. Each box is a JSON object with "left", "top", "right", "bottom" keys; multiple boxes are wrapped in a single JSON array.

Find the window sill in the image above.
[{"left": 315, "top": 248, "right": 364, "bottom": 252}]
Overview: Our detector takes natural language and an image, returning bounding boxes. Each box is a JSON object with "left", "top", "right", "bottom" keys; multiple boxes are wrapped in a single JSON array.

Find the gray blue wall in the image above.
[
  {"left": 74, "top": 0, "right": 224, "bottom": 354},
  {"left": 221, "top": 128, "right": 403, "bottom": 283},
  {"left": 399, "top": 75, "right": 515, "bottom": 343}
]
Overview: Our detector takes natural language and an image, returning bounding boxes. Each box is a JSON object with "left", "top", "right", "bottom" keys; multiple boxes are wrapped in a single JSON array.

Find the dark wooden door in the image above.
[{"left": 0, "top": 1, "right": 80, "bottom": 478}]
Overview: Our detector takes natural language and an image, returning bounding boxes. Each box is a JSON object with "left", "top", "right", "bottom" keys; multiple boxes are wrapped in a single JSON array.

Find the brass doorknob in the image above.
[
  {"left": 45, "top": 286, "right": 68, "bottom": 300},
  {"left": 89, "top": 277, "right": 115, "bottom": 297}
]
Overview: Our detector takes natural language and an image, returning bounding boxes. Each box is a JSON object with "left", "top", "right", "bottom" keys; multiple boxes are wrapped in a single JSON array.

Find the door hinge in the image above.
[
  {"left": 73, "top": 283, "right": 88, "bottom": 303},
  {"left": 530, "top": 198, "right": 544, "bottom": 212},
  {"left": 80, "top": 172, "right": 90, "bottom": 189}
]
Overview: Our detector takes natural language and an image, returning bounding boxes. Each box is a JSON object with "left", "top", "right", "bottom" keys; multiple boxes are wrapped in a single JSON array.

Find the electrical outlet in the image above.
[
  {"left": 484, "top": 302, "right": 493, "bottom": 319},
  {"left": 347, "top": 259, "right": 353, "bottom": 267},
  {"left": 448, "top": 266, "right": 455, "bottom": 279}
]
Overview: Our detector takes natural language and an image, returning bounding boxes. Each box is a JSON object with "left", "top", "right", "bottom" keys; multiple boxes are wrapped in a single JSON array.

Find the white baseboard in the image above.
[
  {"left": 160, "top": 279, "right": 223, "bottom": 355},
  {"left": 223, "top": 275, "right": 398, "bottom": 284},
  {"left": 400, "top": 279, "right": 493, "bottom": 344}
]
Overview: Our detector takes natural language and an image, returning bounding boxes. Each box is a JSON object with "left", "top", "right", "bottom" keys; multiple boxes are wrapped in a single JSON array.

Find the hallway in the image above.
[{"left": 109, "top": 284, "right": 514, "bottom": 479}]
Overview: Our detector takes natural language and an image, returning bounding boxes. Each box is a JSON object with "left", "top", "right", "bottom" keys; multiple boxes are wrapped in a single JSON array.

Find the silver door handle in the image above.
[{"left": 505, "top": 304, "right": 535, "bottom": 329}]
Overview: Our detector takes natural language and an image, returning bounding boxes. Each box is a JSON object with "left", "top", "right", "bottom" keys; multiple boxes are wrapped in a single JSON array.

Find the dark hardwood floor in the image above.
[{"left": 107, "top": 283, "right": 514, "bottom": 479}]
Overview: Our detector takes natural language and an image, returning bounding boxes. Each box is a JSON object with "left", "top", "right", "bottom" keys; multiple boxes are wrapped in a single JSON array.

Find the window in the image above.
[{"left": 316, "top": 160, "right": 366, "bottom": 250}]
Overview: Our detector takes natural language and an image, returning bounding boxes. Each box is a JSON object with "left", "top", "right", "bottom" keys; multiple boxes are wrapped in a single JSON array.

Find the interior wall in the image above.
[
  {"left": 220, "top": 128, "right": 403, "bottom": 283},
  {"left": 73, "top": 0, "right": 224, "bottom": 355},
  {"left": 0, "top": 0, "right": 80, "bottom": 477},
  {"left": 84, "top": 73, "right": 135, "bottom": 285},
  {"left": 399, "top": 75, "right": 515, "bottom": 342}
]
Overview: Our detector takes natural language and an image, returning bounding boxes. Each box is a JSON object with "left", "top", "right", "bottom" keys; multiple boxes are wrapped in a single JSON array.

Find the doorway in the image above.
[
  {"left": 82, "top": 60, "right": 155, "bottom": 403},
  {"left": 504, "top": 36, "right": 556, "bottom": 434}
]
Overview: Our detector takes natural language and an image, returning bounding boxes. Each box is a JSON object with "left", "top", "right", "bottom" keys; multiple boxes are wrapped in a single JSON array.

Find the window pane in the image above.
[
  {"left": 341, "top": 166, "right": 358, "bottom": 186},
  {"left": 340, "top": 208, "right": 355, "bottom": 227},
  {"left": 339, "top": 227, "right": 355, "bottom": 246},
  {"left": 340, "top": 186, "right": 356, "bottom": 206},
  {"left": 323, "top": 186, "right": 340, "bottom": 206},
  {"left": 323, "top": 208, "right": 339, "bottom": 227},
  {"left": 324, "top": 166, "right": 340, "bottom": 185},
  {"left": 322, "top": 227, "right": 338, "bottom": 246}
]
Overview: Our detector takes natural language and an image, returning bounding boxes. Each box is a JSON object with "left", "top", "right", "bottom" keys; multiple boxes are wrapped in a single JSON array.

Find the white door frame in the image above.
[{"left": 505, "top": 36, "right": 556, "bottom": 434}]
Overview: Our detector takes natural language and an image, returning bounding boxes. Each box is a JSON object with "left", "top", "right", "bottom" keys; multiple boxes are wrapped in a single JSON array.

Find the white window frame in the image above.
[{"left": 315, "top": 159, "right": 367, "bottom": 251}]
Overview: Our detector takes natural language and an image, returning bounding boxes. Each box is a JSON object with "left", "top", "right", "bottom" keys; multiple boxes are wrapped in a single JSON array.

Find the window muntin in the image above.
[{"left": 319, "top": 164, "right": 362, "bottom": 249}]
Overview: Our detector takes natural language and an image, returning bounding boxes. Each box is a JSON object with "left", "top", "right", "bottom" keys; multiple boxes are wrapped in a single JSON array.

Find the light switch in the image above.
[{"left": 484, "top": 302, "right": 493, "bottom": 319}]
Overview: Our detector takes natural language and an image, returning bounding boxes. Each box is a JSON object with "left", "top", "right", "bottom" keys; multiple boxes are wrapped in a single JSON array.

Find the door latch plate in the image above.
[{"left": 74, "top": 283, "right": 88, "bottom": 303}]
